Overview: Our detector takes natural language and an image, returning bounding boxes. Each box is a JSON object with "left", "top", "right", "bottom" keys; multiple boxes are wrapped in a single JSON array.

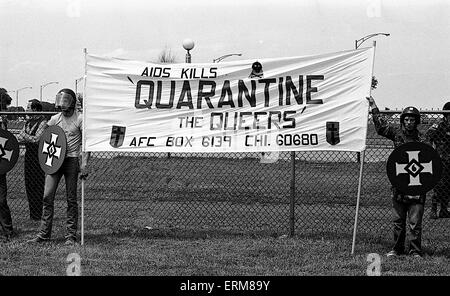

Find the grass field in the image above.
[
  {"left": 2, "top": 199, "right": 450, "bottom": 276},
  {"left": 2, "top": 213, "right": 449, "bottom": 276},
  {"left": 2, "top": 148, "right": 450, "bottom": 276}
]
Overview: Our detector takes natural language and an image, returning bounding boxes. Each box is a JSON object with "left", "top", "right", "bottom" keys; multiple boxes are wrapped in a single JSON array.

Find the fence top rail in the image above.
[
  {"left": 0, "top": 111, "right": 58, "bottom": 116},
  {"left": 375, "top": 110, "right": 450, "bottom": 114}
]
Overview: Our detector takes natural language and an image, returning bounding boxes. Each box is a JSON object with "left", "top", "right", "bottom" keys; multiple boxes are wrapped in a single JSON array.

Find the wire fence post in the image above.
[
  {"left": 81, "top": 179, "right": 85, "bottom": 245},
  {"left": 81, "top": 47, "right": 88, "bottom": 246},
  {"left": 289, "top": 151, "right": 296, "bottom": 237}
]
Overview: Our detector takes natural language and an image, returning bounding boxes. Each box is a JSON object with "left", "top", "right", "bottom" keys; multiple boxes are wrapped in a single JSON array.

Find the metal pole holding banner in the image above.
[
  {"left": 351, "top": 41, "right": 377, "bottom": 255},
  {"left": 289, "top": 151, "right": 296, "bottom": 237},
  {"left": 81, "top": 47, "right": 88, "bottom": 246},
  {"left": 351, "top": 150, "right": 365, "bottom": 254}
]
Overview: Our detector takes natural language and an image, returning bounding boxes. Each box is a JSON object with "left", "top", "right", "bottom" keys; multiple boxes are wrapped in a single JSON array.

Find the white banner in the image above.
[{"left": 84, "top": 47, "right": 374, "bottom": 152}]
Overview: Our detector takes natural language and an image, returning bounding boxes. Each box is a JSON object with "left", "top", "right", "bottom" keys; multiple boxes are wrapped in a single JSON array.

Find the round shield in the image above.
[
  {"left": 386, "top": 142, "right": 443, "bottom": 195},
  {"left": 38, "top": 125, "right": 67, "bottom": 174},
  {"left": 0, "top": 129, "right": 20, "bottom": 174}
]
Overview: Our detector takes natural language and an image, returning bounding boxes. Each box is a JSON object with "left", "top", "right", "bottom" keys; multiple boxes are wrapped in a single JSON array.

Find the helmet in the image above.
[
  {"left": 400, "top": 106, "right": 420, "bottom": 125},
  {"left": 443, "top": 102, "right": 450, "bottom": 110},
  {"left": 55, "top": 88, "right": 76, "bottom": 111},
  {"left": 252, "top": 61, "right": 262, "bottom": 72}
]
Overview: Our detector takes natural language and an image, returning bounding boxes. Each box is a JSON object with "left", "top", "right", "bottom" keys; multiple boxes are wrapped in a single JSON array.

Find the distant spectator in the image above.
[
  {"left": 0, "top": 88, "right": 15, "bottom": 242},
  {"left": 6, "top": 106, "right": 25, "bottom": 121},
  {"left": 76, "top": 93, "right": 83, "bottom": 112},
  {"left": 41, "top": 101, "right": 56, "bottom": 112},
  {"left": 16, "top": 99, "right": 47, "bottom": 221},
  {"left": 371, "top": 76, "right": 378, "bottom": 90},
  {"left": 426, "top": 101, "right": 450, "bottom": 219}
]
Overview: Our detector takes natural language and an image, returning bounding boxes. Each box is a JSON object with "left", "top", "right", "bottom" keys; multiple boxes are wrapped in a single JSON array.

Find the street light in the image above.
[
  {"left": 213, "top": 53, "right": 242, "bottom": 63},
  {"left": 355, "top": 32, "right": 390, "bottom": 49},
  {"left": 75, "top": 76, "right": 84, "bottom": 93},
  {"left": 354, "top": 33, "right": 389, "bottom": 164},
  {"left": 171, "top": 38, "right": 195, "bottom": 160},
  {"left": 40, "top": 81, "right": 59, "bottom": 103},
  {"left": 14, "top": 86, "right": 32, "bottom": 107},
  {"left": 182, "top": 38, "right": 195, "bottom": 63}
]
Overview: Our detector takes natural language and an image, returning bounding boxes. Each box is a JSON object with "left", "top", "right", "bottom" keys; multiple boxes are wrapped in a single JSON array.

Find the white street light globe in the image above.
[{"left": 182, "top": 38, "right": 195, "bottom": 51}]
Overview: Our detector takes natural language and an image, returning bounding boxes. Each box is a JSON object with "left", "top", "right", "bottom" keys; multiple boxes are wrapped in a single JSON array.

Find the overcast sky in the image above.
[{"left": 1, "top": 0, "right": 449, "bottom": 109}]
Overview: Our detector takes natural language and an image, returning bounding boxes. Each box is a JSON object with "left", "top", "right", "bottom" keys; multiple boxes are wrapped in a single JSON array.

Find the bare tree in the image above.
[
  {"left": 158, "top": 46, "right": 176, "bottom": 63},
  {"left": 0, "top": 88, "right": 12, "bottom": 111}
]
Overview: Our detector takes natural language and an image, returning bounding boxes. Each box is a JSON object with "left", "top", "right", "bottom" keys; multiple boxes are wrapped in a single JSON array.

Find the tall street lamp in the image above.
[
  {"left": 355, "top": 32, "right": 390, "bottom": 49},
  {"left": 40, "top": 81, "right": 59, "bottom": 103},
  {"left": 182, "top": 38, "right": 195, "bottom": 63},
  {"left": 14, "top": 86, "right": 32, "bottom": 107},
  {"left": 213, "top": 53, "right": 242, "bottom": 63},
  {"left": 354, "top": 33, "right": 389, "bottom": 164},
  {"left": 173, "top": 38, "right": 195, "bottom": 159}
]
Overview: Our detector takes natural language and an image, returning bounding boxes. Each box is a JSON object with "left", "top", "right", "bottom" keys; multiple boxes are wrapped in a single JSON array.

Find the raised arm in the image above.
[{"left": 367, "top": 96, "right": 396, "bottom": 141}]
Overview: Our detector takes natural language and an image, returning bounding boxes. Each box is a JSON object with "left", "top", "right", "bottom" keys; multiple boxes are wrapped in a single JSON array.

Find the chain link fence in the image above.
[{"left": 3, "top": 111, "right": 450, "bottom": 246}]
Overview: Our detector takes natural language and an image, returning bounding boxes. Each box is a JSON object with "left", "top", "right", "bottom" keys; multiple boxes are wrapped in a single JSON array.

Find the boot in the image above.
[
  {"left": 439, "top": 205, "right": 450, "bottom": 218},
  {"left": 430, "top": 203, "right": 438, "bottom": 219}
]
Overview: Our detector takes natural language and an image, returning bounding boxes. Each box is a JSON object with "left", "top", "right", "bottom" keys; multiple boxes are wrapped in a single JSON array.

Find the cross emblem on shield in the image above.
[
  {"left": 0, "top": 129, "right": 20, "bottom": 174},
  {"left": 387, "top": 142, "right": 442, "bottom": 195},
  {"left": 0, "top": 137, "right": 14, "bottom": 161},
  {"left": 42, "top": 133, "right": 63, "bottom": 166},
  {"left": 38, "top": 125, "right": 67, "bottom": 174},
  {"left": 395, "top": 151, "right": 432, "bottom": 186}
]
